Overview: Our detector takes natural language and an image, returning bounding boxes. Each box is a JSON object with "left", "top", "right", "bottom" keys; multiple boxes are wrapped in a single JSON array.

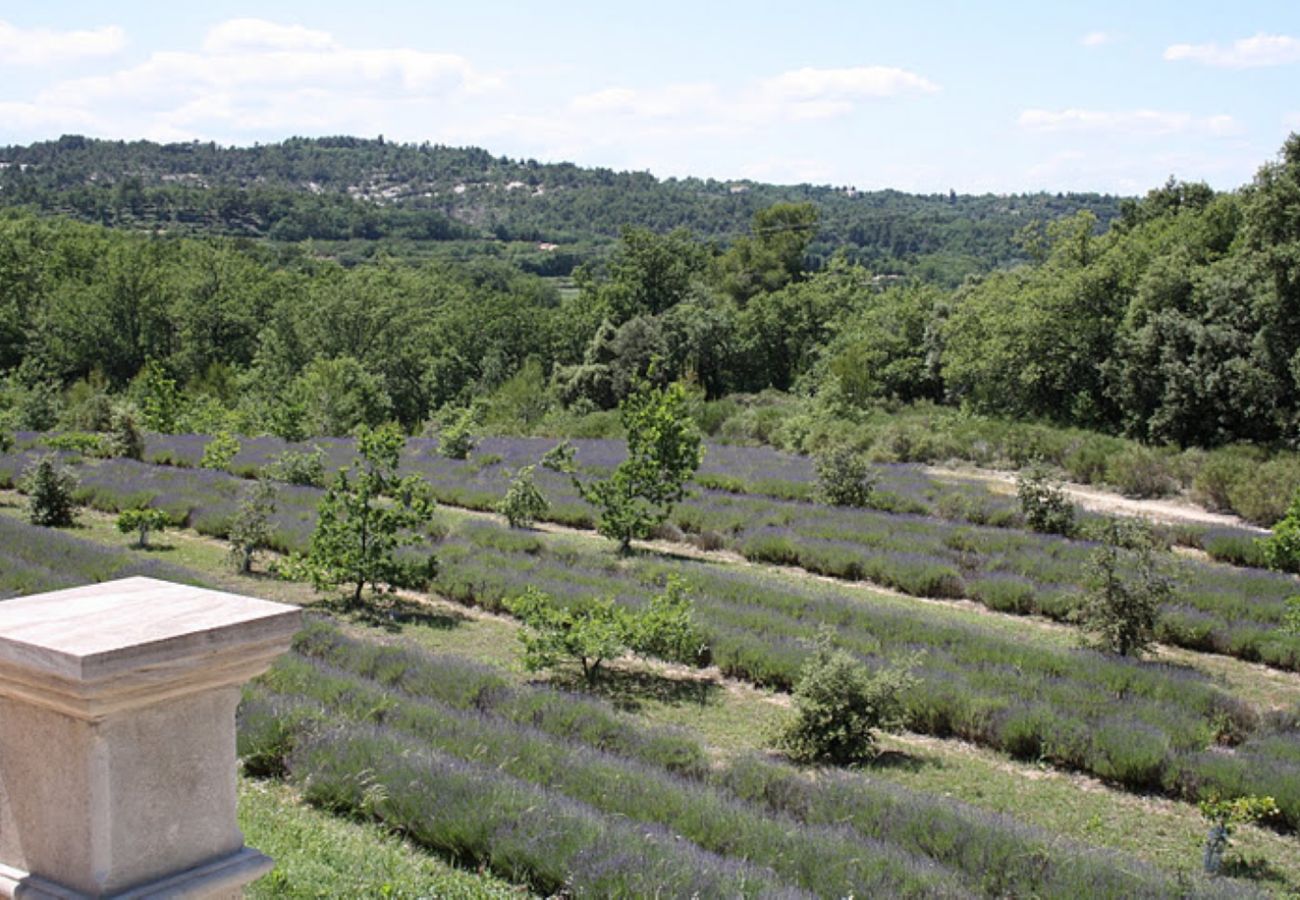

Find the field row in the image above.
[{"left": 240, "top": 619, "right": 1241, "bottom": 899}]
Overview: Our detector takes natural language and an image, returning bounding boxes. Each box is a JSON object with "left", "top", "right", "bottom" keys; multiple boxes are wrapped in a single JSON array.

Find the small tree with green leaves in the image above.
[
  {"left": 106, "top": 405, "right": 145, "bottom": 461},
  {"left": 116, "top": 507, "right": 170, "bottom": 549},
  {"left": 1261, "top": 491, "right": 1300, "bottom": 573},
  {"left": 1016, "top": 464, "right": 1076, "bottom": 536},
  {"left": 1078, "top": 519, "right": 1173, "bottom": 657},
  {"left": 814, "top": 446, "right": 877, "bottom": 508},
  {"left": 200, "top": 431, "right": 241, "bottom": 471},
  {"left": 22, "top": 454, "right": 79, "bottom": 527},
  {"left": 229, "top": 479, "right": 279, "bottom": 574},
  {"left": 496, "top": 464, "right": 549, "bottom": 528},
  {"left": 437, "top": 407, "right": 478, "bottom": 460},
  {"left": 0, "top": 426, "right": 12, "bottom": 454},
  {"left": 777, "top": 627, "right": 921, "bottom": 766},
  {"left": 540, "top": 440, "right": 576, "bottom": 473},
  {"left": 1200, "top": 794, "right": 1279, "bottom": 875},
  {"left": 305, "top": 423, "right": 437, "bottom": 610},
  {"left": 506, "top": 587, "right": 631, "bottom": 683},
  {"left": 574, "top": 380, "right": 703, "bottom": 553},
  {"left": 628, "top": 575, "right": 709, "bottom": 666}
]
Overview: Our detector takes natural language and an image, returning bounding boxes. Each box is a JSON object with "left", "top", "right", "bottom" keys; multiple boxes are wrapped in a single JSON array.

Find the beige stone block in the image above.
[{"left": 0, "top": 578, "right": 300, "bottom": 898}]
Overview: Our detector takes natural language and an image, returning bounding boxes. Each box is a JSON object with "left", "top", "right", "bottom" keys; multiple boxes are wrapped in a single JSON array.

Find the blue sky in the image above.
[{"left": 2, "top": 1, "right": 1298, "bottom": 194}]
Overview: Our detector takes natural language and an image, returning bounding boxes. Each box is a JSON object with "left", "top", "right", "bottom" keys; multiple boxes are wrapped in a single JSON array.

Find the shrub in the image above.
[
  {"left": 1283, "top": 596, "right": 1300, "bottom": 637},
  {"left": 496, "top": 464, "right": 549, "bottom": 528},
  {"left": 267, "top": 445, "right": 328, "bottom": 487},
  {"left": 507, "top": 587, "right": 630, "bottom": 682},
  {"left": 1078, "top": 519, "right": 1173, "bottom": 657},
  {"left": 21, "top": 454, "right": 79, "bottom": 527},
  {"left": 1227, "top": 456, "right": 1300, "bottom": 525},
  {"left": 116, "top": 507, "right": 171, "bottom": 549},
  {"left": 199, "top": 431, "right": 241, "bottom": 471},
  {"left": 1261, "top": 491, "right": 1300, "bottom": 573},
  {"left": 0, "top": 426, "right": 11, "bottom": 454},
  {"left": 41, "top": 432, "right": 106, "bottom": 455},
  {"left": 628, "top": 575, "right": 710, "bottom": 666},
  {"left": 437, "top": 407, "right": 478, "bottom": 460},
  {"left": 1193, "top": 451, "right": 1257, "bottom": 512},
  {"left": 814, "top": 446, "right": 877, "bottom": 507},
  {"left": 229, "top": 479, "right": 278, "bottom": 574},
  {"left": 1015, "top": 464, "right": 1076, "bottom": 536},
  {"left": 1105, "top": 445, "right": 1178, "bottom": 498},
  {"left": 106, "top": 405, "right": 145, "bottom": 461},
  {"left": 777, "top": 628, "right": 920, "bottom": 766}
]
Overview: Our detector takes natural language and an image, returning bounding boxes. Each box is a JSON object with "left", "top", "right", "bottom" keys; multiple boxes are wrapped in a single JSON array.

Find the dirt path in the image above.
[{"left": 923, "top": 464, "right": 1269, "bottom": 533}]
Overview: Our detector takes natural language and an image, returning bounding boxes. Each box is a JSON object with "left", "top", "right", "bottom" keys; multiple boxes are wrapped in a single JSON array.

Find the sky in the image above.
[{"left": 2, "top": 1, "right": 1299, "bottom": 195}]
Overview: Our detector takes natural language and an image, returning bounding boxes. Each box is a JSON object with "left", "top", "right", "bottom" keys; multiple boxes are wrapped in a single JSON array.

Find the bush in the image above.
[
  {"left": 106, "top": 405, "right": 145, "bottom": 461},
  {"left": 628, "top": 575, "right": 709, "bottom": 666},
  {"left": 116, "top": 507, "right": 171, "bottom": 548},
  {"left": 1193, "top": 450, "right": 1258, "bottom": 513},
  {"left": 21, "top": 454, "right": 79, "bottom": 527},
  {"left": 1260, "top": 491, "right": 1300, "bottom": 573},
  {"left": 437, "top": 407, "right": 478, "bottom": 460},
  {"left": 200, "top": 431, "right": 241, "bottom": 471},
  {"left": 496, "top": 464, "right": 549, "bottom": 528},
  {"left": 267, "top": 446, "right": 329, "bottom": 487},
  {"left": 814, "top": 446, "right": 877, "bottom": 507},
  {"left": 0, "top": 427, "right": 12, "bottom": 454},
  {"left": 1105, "top": 445, "right": 1179, "bottom": 498},
  {"left": 777, "top": 628, "right": 920, "bottom": 766},
  {"left": 1015, "top": 464, "right": 1076, "bottom": 536},
  {"left": 1199, "top": 794, "right": 1279, "bottom": 875},
  {"left": 1227, "top": 456, "right": 1300, "bottom": 525}
]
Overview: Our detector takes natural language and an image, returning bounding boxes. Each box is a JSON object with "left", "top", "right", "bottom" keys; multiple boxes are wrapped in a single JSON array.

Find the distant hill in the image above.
[{"left": 0, "top": 135, "right": 1124, "bottom": 282}]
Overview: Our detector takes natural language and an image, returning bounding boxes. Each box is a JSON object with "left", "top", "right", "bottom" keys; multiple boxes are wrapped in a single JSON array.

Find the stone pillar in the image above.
[{"left": 0, "top": 577, "right": 300, "bottom": 899}]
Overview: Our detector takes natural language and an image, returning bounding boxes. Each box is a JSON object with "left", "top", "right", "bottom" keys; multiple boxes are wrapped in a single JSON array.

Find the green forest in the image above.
[{"left": 2, "top": 133, "right": 1300, "bottom": 518}]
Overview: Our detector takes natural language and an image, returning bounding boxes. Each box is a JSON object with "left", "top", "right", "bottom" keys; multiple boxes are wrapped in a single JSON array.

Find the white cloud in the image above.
[
  {"left": 1018, "top": 108, "right": 1240, "bottom": 137},
  {"left": 760, "top": 66, "right": 939, "bottom": 100},
  {"left": 1080, "top": 31, "right": 1115, "bottom": 48},
  {"left": 28, "top": 18, "right": 503, "bottom": 141},
  {"left": 0, "top": 20, "right": 124, "bottom": 66},
  {"left": 1164, "top": 33, "right": 1300, "bottom": 68}
]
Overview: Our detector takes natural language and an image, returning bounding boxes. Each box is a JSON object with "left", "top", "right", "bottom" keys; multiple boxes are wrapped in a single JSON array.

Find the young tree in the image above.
[
  {"left": 1200, "top": 794, "right": 1279, "bottom": 875},
  {"left": 305, "top": 423, "right": 437, "bottom": 609},
  {"left": 22, "top": 454, "right": 79, "bottom": 527},
  {"left": 0, "top": 425, "right": 12, "bottom": 454},
  {"left": 496, "top": 464, "right": 549, "bottom": 528},
  {"left": 627, "top": 575, "right": 709, "bottom": 666},
  {"left": 437, "top": 406, "right": 478, "bottom": 460},
  {"left": 1078, "top": 519, "right": 1173, "bottom": 657},
  {"left": 777, "top": 627, "right": 921, "bottom": 766},
  {"left": 229, "top": 479, "right": 278, "bottom": 574},
  {"left": 506, "top": 588, "right": 630, "bottom": 683},
  {"left": 116, "top": 507, "right": 170, "bottom": 549},
  {"left": 814, "top": 446, "right": 878, "bottom": 508},
  {"left": 574, "top": 380, "right": 703, "bottom": 553},
  {"left": 1261, "top": 490, "right": 1300, "bottom": 573}
]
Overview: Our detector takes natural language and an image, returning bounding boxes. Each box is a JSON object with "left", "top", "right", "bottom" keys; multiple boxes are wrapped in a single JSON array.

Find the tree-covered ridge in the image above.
[{"left": 0, "top": 135, "right": 1122, "bottom": 282}]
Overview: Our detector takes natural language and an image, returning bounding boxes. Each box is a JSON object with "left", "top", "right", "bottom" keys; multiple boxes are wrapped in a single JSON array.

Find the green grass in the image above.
[{"left": 239, "top": 777, "right": 528, "bottom": 898}]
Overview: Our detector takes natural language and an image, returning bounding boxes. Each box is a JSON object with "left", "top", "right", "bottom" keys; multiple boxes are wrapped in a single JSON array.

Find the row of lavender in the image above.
[
  {"left": 435, "top": 519, "right": 1300, "bottom": 828},
  {"left": 2, "top": 451, "right": 1297, "bottom": 830},
  {"left": 8, "top": 436, "right": 1296, "bottom": 671},
  {"left": 238, "top": 619, "right": 1244, "bottom": 899},
  {"left": 0, "top": 514, "right": 200, "bottom": 600}
]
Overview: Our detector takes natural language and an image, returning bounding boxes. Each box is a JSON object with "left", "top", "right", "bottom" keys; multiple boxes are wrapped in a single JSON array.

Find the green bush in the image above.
[
  {"left": 267, "top": 446, "right": 328, "bottom": 487},
  {"left": 1260, "top": 491, "right": 1300, "bottom": 573},
  {"left": 229, "top": 479, "right": 278, "bottom": 573},
  {"left": 22, "top": 455, "right": 79, "bottom": 527},
  {"left": 628, "top": 576, "right": 709, "bottom": 666},
  {"left": 814, "top": 445, "right": 877, "bottom": 507},
  {"left": 1192, "top": 449, "right": 1258, "bottom": 512},
  {"left": 437, "top": 407, "right": 478, "bottom": 460},
  {"left": 1226, "top": 456, "right": 1300, "bottom": 526},
  {"left": 1015, "top": 464, "right": 1076, "bottom": 536},
  {"left": 200, "top": 431, "right": 241, "bottom": 471},
  {"left": 40, "top": 432, "right": 106, "bottom": 455},
  {"left": 106, "top": 405, "right": 145, "bottom": 461},
  {"left": 777, "top": 628, "right": 920, "bottom": 766},
  {"left": 1105, "top": 445, "right": 1179, "bottom": 498},
  {"left": 1079, "top": 520, "right": 1174, "bottom": 657},
  {"left": 507, "top": 588, "right": 630, "bottom": 682}
]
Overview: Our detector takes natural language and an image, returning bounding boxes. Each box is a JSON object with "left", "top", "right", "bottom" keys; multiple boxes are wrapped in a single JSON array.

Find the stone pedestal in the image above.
[{"left": 0, "top": 577, "right": 300, "bottom": 898}]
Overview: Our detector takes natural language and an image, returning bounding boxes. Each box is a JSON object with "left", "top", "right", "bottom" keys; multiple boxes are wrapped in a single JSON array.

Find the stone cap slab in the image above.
[{"left": 0, "top": 577, "right": 301, "bottom": 720}]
